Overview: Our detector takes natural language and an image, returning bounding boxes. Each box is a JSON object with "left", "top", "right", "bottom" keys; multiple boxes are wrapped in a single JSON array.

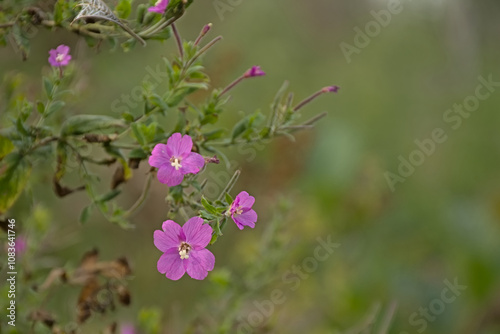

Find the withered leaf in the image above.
[
  {"left": 28, "top": 309, "right": 56, "bottom": 328},
  {"left": 77, "top": 277, "right": 100, "bottom": 324}
]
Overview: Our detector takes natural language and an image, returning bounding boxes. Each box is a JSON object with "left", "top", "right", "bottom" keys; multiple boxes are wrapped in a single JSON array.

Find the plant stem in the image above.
[
  {"left": 124, "top": 173, "right": 153, "bottom": 217},
  {"left": 171, "top": 23, "right": 184, "bottom": 59},
  {"left": 217, "top": 170, "right": 240, "bottom": 201}
]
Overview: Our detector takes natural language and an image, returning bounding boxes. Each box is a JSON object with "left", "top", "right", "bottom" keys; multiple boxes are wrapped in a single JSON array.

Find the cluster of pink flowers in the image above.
[{"left": 150, "top": 133, "right": 258, "bottom": 280}]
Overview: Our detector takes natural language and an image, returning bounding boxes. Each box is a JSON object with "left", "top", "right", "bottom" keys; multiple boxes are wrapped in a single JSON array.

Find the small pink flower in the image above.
[
  {"left": 148, "top": 0, "right": 169, "bottom": 13},
  {"left": 48, "top": 45, "right": 72, "bottom": 67},
  {"left": 227, "top": 191, "right": 258, "bottom": 230},
  {"left": 120, "top": 323, "right": 135, "bottom": 334},
  {"left": 15, "top": 236, "right": 27, "bottom": 255},
  {"left": 149, "top": 133, "right": 205, "bottom": 187},
  {"left": 322, "top": 86, "right": 340, "bottom": 93},
  {"left": 244, "top": 66, "right": 266, "bottom": 78},
  {"left": 154, "top": 217, "right": 215, "bottom": 280}
]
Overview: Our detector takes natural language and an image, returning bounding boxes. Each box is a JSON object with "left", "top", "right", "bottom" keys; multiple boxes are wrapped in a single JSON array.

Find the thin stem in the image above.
[
  {"left": 139, "top": 15, "right": 180, "bottom": 38},
  {"left": 218, "top": 75, "right": 244, "bottom": 97},
  {"left": 217, "top": 170, "right": 240, "bottom": 201},
  {"left": 109, "top": 143, "right": 140, "bottom": 150},
  {"left": 293, "top": 90, "right": 323, "bottom": 112},
  {"left": 29, "top": 136, "right": 59, "bottom": 153},
  {"left": 124, "top": 173, "right": 153, "bottom": 217},
  {"left": 376, "top": 301, "right": 398, "bottom": 334},
  {"left": 171, "top": 23, "right": 184, "bottom": 59},
  {"left": 185, "top": 36, "right": 222, "bottom": 69}
]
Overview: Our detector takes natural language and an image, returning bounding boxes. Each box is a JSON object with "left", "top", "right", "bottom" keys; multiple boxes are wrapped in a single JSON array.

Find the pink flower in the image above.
[
  {"left": 244, "top": 66, "right": 266, "bottom": 78},
  {"left": 15, "top": 236, "right": 27, "bottom": 255},
  {"left": 322, "top": 86, "right": 340, "bottom": 93},
  {"left": 149, "top": 133, "right": 205, "bottom": 187},
  {"left": 154, "top": 217, "right": 215, "bottom": 280},
  {"left": 48, "top": 45, "right": 72, "bottom": 67},
  {"left": 227, "top": 191, "right": 258, "bottom": 230},
  {"left": 148, "top": 0, "right": 169, "bottom": 13},
  {"left": 120, "top": 323, "right": 135, "bottom": 334}
]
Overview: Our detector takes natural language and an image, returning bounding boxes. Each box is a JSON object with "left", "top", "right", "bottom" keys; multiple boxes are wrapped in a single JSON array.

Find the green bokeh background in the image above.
[{"left": 2, "top": 0, "right": 500, "bottom": 333}]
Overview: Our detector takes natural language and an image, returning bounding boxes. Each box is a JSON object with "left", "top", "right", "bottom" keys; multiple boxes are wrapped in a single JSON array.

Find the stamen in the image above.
[
  {"left": 178, "top": 242, "right": 191, "bottom": 260},
  {"left": 170, "top": 157, "right": 182, "bottom": 170}
]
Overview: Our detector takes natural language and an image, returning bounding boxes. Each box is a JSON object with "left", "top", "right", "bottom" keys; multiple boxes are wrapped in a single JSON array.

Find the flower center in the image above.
[
  {"left": 170, "top": 157, "right": 182, "bottom": 170},
  {"left": 178, "top": 241, "right": 191, "bottom": 260},
  {"left": 56, "top": 53, "right": 64, "bottom": 63},
  {"left": 234, "top": 207, "right": 243, "bottom": 215}
]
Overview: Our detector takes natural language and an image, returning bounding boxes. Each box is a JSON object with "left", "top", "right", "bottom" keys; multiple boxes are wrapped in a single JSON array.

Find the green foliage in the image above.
[{"left": 0, "top": 153, "right": 31, "bottom": 214}]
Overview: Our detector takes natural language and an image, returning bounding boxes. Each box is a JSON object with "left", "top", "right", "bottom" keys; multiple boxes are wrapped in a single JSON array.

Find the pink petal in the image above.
[
  {"left": 149, "top": 143, "right": 170, "bottom": 168},
  {"left": 153, "top": 220, "right": 181, "bottom": 252},
  {"left": 182, "top": 217, "right": 212, "bottom": 248},
  {"left": 157, "top": 250, "right": 185, "bottom": 280},
  {"left": 157, "top": 164, "right": 184, "bottom": 187},
  {"left": 59, "top": 55, "right": 71, "bottom": 66},
  {"left": 185, "top": 248, "right": 215, "bottom": 280},
  {"left": 56, "top": 44, "right": 70, "bottom": 55},
  {"left": 180, "top": 152, "right": 204, "bottom": 175},
  {"left": 178, "top": 134, "right": 194, "bottom": 158},
  {"left": 166, "top": 133, "right": 194, "bottom": 158},
  {"left": 236, "top": 191, "right": 255, "bottom": 209},
  {"left": 148, "top": 0, "right": 169, "bottom": 13},
  {"left": 233, "top": 209, "right": 257, "bottom": 230},
  {"left": 166, "top": 133, "right": 181, "bottom": 156}
]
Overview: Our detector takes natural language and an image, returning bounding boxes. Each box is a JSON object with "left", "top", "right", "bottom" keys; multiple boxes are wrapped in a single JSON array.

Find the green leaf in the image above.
[
  {"left": 43, "top": 77, "right": 53, "bottom": 99},
  {"left": 136, "top": 4, "right": 147, "bottom": 24},
  {"left": 209, "top": 232, "right": 218, "bottom": 245},
  {"left": 121, "top": 38, "right": 137, "bottom": 52},
  {"left": 79, "top": 205, "right": 93, "bottom": 224},
  {"left": 61, "top": 115, "right": 126, "bottom": 136},
  {"left": 121, "top": 112, "right": 135, "bottom": 123},
  {"left": 95, "top": 189, "right": 121, "bottom": 203},
  {"left": 141, "top": 123, "right": 157, "bottom": 143},
  {"left": 271, "top": 80, "right": 289, "bottom": 112},
  {"left": 0, "top": 136, "right": 14, "bottom": 160},
  {"left": 199, "top": 210, "right": 216, "bottom": 220},
  {"left": 131, "top": 123, "right": 146, "bottom": 145},
  {"left": 46, "top": 101, "right": 65, "bottom": 117},
  {"left": 224, "top": 192, "right": 233, "bottom": 205},
  {"left": 128, "top": 148, "right": 148, "bottom": 159},
  {"left": 36, "top": 101, "right": 45, "bottom": 114},
  {"left": 172, "top": 111, "right": 186, "bottom": 133},
  {"left": 201, "top": 196, "right": 218, "bottom": 215},
  {"left": 148, "top": 93, "right": 168, "bottom": 112},
  {"left": 203, "top": 129, "right": 225, "bottom": 141},
  {"left": 0, "top": 154, "right": 31, "bottom": 214},
  {"left": 10, "top": 24, "right": 30, "bottom": 60},
  {"left": 231, "top": 117, "right": 248, "bottom": 140},
  {"left": 115, "top": 0, "right": 132, "bottom": 19},
  {"left": 53, "top": 0, "right": 65, "bottom": 24}
]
